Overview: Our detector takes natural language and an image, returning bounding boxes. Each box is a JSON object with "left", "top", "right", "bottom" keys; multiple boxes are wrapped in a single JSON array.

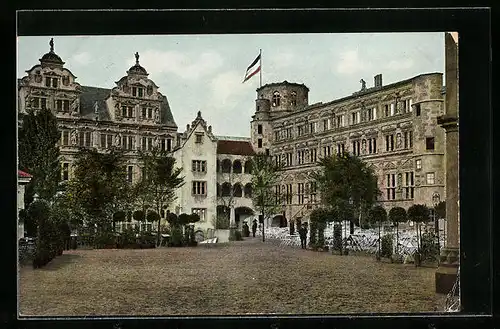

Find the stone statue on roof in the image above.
[
  {"left": 49, "top": 38, "right": 54, "bottom": 52},
  {"left": 360, "top": 79, "right": 366, "bottom": 91},
  {"left": 135, "top": 52, "right": 139, "bottom": 64},
  {"left": 94, "top": 101, "right": 99, "bottom": 114},
  {"left": 154, "top": 107, "right": 160, "bottom": 122}
]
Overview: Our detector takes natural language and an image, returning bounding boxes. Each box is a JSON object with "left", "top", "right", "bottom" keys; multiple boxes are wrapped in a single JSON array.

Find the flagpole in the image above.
[{"left": 259, "top": 49, "right": 262, "bottom": 88}]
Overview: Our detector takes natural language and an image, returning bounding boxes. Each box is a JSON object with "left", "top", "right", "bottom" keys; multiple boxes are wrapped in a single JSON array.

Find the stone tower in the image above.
[{"left": 250, "top": 81, "right": 309, "bottom": 154}]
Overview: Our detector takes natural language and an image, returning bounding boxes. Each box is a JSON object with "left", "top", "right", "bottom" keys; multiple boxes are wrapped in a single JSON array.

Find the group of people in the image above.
[{"left": 242, "top": 219, "right": 259, "bottom": 238}]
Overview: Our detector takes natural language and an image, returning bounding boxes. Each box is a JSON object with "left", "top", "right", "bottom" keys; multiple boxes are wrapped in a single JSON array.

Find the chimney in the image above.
[
  {"left": 208, "top": 126, "right": 212, "bottom": 133},
  {"left": 374, "top": 74, "right": 383, "bottom": 88},
  {"left": 186, "top": 124, "right": 190, "bottom": 131}
]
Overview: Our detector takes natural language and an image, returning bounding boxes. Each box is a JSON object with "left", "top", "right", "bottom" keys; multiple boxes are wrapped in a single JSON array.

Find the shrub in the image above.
[
  {"left": 146, "top": 210, "right": 160, "bottom": 223},
  {"left": 308, "top": 221, "right": 318, "bottom": 248},
  {"left": 333, "top": 224, "right": 342, "bottom": 252},
  {"left": 381, "top": 234, "right": 394, "bottom": 259},
  {"left": 133, "top": 210, "right": 145, "bottom": 222},
  {"left": 317, "top": 221, "right": 326, "bottom": 249},
  {"left": 420, "top": 231, "right": 440, "bottom": 262},
  {"left": 121, "top": 227, "right": 137, "bottom": 247},
  {"left": 170, "top": 226, "right": 184, "bottom": 247}
]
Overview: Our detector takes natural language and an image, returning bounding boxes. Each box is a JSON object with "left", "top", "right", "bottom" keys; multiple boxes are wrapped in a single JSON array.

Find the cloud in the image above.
[
  {"left": 335, "top": 49, "right": 371, "bottom": 75},
  {"left": 127, "top": 50, "right": 224, "bottom": 80},
  {"left": 71, "top": 52, "right": 92, "bottom": 65},
  {"left": 210, "top": 70, "right": 249, "bottom": 106},
  {"left": 384, "top": 58, "right": 414, "bottom": 71}
]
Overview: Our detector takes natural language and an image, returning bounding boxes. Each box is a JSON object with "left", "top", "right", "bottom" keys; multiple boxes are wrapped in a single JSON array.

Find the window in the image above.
[
  {"left": 63, "top": 100, "right": 69, "bottom": 112},
  {"left": 386, "top": 173, "right": 396, "bottom": 200},
  {"left": 62, "top": 163, "right": 69, "bottom": 181},
  {"left": 426, "top": 172, "right": 435, "bottom": 185},
  {"left": 192, "top": 181, "right": 207, "bottom": 196},
  {"left": 192, "top": 160, "right": 207, "bottom": 173},
  {"left": 323, "top": 145, "right": 331, "bottom": 157},
  {"left": 122, "top": 106, "right": 127, "bottom": 117},
  {"left": 404, "top": 172, "right": 415, "bottom": 199},
  {"left": 128, "top": 107, "right": 133, "bottom": 118},
  {"left": 257, "top": 124, "right": 263, "bottom": 134},
  {"left": 195, "top": 133, "right": 204, "bottom": 144},
  {"left": 274, "top": 131, "right": 279, "bottom": 141},
  {"left": 416, "top": 159, "right": 422, "bottom": 170},
  {"left": 297, "top": 183, "right": 305, "bottom": 204},
  {"left": 415, "top": 104, "right": 421, "bottom": 116},
  {"left": 309, "top": 122, "right": 316, "bottom": 134},
  {"left": 285, "top": 184, "right": 293, "bottom": 204},
  {"left": 275, "top": 185, "right": 281, "bottom": 204},
  {"left": 265, "top": 149, "right": 270, "bottom": 156},
  {"left": 426, "top": 137, "right": 435, "bottom": 150},
  {"left": 148, "top": 108, "right": 153, "bottom": 119},
  {"left": 272, "top": 91, "right": 281, "bottom": 107},
  {"left": 52, "top": 78, "right": 58, "bottom": 88},
  {"left": 167, "top": 138, "right": 172, "bottom": 151},
  {"left": 390, "top": 103, "right": 395, "bottom": 116},
  {"left": 192, "top": 208, "right": 206, "bottom": 222},
  {"left": 297, "top": 150, "right": 306, "bottom": 164},
  {"left": 385, "top": 134, "right": 395, "bottom": 152},
  {"left": 336, "top": 116, "right": 342, "bottom": 128},
  {"left": 404, "top": 131, "right": 413, "bottom": 149},
  {"left": 100, "top": 133, "right": 114, "bottom": 149},
  {"left": 285, "top": 152, "right": 293, "bottom": 166},
  {"left": 41, "top": 98, "right": 47, "bottom": 109},
  {"left": 384, "top": 105, "right": 389, "bottom": 117},
  {"left": 352, "top": 112, "right": 357, "bottom": 124},
  {"left": 425, "top": 137, "right": 434, "bottom": 150},
  {"left": 56, "top": 100, "right": 63, "bottom": 111},
  {"left": 408, "top": 99, "right": 413, "bottom": 112},
  {"left": 142, "top": 108, "right": 147, "bottom": 118},
  {"left": 127, "top": 165, "right": 133, "bottom": 183},
  {"left": 368, "top": 138, "right": 377, "bottom": 154},
  {"left": 122, "top": 135, "right": 134, "bottom": 150},
  {"left": 337, "top": 143, "right": 345, "bottom": 156},
  {"left": 297, "top": 125, "right": 304, "bottom": 136},
  {"left": 323, "top": 119, "right": 329, "bottom": 131},
  {"left": 61, "top": 131, "right": 69, "bottom": 146},
  {"left": 132, "top": 87, "right": 137, "bottom": 96},
  {"left": 257, "top": 138, "right": 262, "bottom": 148},
  {"left": 79, "top": 131, "right": 92, "bottom": 147},
  {"left": 45, "top": 77, "right": 51, "bottom": 87},
  {"left": 286, "top": 128, "right": 293, "bottom": 139},
  {"left": 138, "top": 88, "right": 143, "bottom": 98},
  {"left": 310, "top": 148, "right": 317, "bottom": 163}
]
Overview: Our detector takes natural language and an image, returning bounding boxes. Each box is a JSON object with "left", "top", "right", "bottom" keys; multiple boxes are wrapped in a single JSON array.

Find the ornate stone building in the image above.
[{"left": 250, "top": 73, "right": 446, "bottom": 226}]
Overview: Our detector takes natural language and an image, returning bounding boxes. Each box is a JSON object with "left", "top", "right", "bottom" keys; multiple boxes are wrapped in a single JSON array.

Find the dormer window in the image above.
[
  {"left": 132, "top": 87, "right": 137, "bottom": 96},
  {"left": 52, "top": 78, "right": 58, "bottom": 88},
  {"left": 195, "top": 133, "right": 204, "bottom": 144},
  {"left": 272, "top": 91, "right": 281, "bottom": 107},
  {"left": 45, "top": 77, "right": 51, "bottom": 87},
  {"left": 148, "top": 108, "right": 153, "bottom": 119},
  {"left": 138, "top": 88, "right": 143, "bottom": 98}
]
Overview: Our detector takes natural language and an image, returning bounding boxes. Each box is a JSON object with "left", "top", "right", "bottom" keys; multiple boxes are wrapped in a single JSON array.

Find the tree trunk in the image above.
[
  {"left": 378, "top": 220, "right": 381, "bottom": 257},
  {"left": 156, "top": 205, "right": 161, "bottom": 246},
  {"left": 396, "top": 222, "right": 399, "bottom": 254}
]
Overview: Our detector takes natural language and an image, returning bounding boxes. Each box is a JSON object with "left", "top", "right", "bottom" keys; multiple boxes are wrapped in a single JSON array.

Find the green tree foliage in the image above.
[
  {"left": 407, "top": 204, "right": 431, "bottom": 253},
  {"left": 381, "top": 234, "right": 394, "bottom": 259},
  {"left": 28, "top": 200, "right": 55, "bottom": 268},
  {"left": 132, "top": 210, "right": 145, "bottom": 222},
  {"left": 65, "top": 147, "right": 130, "bottom": 235},
  {"left": 313, "top": 152, "right": 381, "bottom": 228},
  {"left": 368, "top": 205, "right": 387, "bottom": 259},
  {"left": 18, "top": 108, "right": 61, "bottom": 201},
  {"left": 146, "top": 210, "right": 160, "bottom": 223},
  {"left": 388, "top": 207, "right": 407, "bottom": 254},
  {"left": 434, "top": 201, "right": 446, "bottom": 219},
  {"left": 310, "top": 208, "right": 330, "bottom": 250},
  {"left": 251, "top": 153, "right": 284, "bottom": 242},
  {"left": 138, "top": 147, "right": 184, "bottom": 245}
]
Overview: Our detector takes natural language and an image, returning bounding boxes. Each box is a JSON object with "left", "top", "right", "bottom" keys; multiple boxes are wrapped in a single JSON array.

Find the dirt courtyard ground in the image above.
[{"left": 19, "top": 238, "right": 446, "bottom": 316}]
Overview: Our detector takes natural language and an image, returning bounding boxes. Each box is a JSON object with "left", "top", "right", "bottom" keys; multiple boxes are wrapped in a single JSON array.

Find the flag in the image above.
[{"left": 242, "top": 53, "right": 261, "bottom": 83}]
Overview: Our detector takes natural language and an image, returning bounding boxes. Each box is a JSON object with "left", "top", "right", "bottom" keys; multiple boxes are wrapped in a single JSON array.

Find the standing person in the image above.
[
  {"left": 252, "top": 219, "right": 257, "bottom": 238},
  {"left": 243, "top": 221, "right": 250, "bottom": 237},
  {"left": 299, "top": 223, "right": 308, "bottom": 249}
]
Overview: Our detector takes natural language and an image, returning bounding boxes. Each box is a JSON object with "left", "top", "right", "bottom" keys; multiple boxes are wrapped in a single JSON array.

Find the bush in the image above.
[
  {"left": 170, "top": 226, "right": 184, "bottom": 247},
  {"left": 308, "top": 221, "right": 318, "bottom": 248},
  {"left": 94, "top": 231, "right": 115, "bottom": 248},
  {"left": 133, "top": 210, "right": 145, "bottom": 222},
  {"left": 317, "top": 222, "right": 326, "bottom": 248},
  {"left": 146, "top": 210, "right": 160, "bottom": 223},
  {"left": 234, "top": 230, "right": 243, "bottom": 241},
  {"left": 332, "top": 224, "right": 342, "bottom": 252},
  {"left": 121, "top": 227, "right": 137, "bottom": 247},
  {"left": 381, "top": 234, "right": 394, "bottom": 259},
  {"left": 420, "top": 231, "right": 440, "bottom": 262},
  {"left": 138, "top": 232, "right": 156, "bottom": 248}
]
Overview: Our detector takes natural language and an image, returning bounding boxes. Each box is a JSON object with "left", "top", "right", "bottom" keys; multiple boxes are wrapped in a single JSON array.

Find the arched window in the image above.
[
  {"left": 233, "top": 160, "right": 242, "bottom": 174},
  {"left": 244, "top": 183, "right": 252, "bottom": 198},
  {"left": 233, "top": 184, "right": 243, "bottom": 197},
  {"left": 221, "top": 159, "right": 232, "bottom": 173},
  {"left": 244, "top": 160, "right": 253, "bottom": 174},
  {"left": 222, "top": 182, "right": 231, "bottom": 197},
  {"left": 272, "top": 91, "right": 281, "bottom": 107},
  {"left": 290, "top": 91, "right": 297, "bottom": 106}
]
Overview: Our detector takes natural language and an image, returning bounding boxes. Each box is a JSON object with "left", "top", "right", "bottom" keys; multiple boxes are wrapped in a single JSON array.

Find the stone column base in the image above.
[{"left": 435, "top": 247, "right": 460, "bottom": 294}]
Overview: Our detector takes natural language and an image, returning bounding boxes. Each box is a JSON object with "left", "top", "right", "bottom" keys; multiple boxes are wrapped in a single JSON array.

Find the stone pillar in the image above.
[{"left": 435, "top": 32, "right": 460, "bottom": 294}]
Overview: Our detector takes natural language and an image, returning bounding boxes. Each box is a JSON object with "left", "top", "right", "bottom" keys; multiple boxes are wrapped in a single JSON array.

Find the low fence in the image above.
[{"left": 256, "top": 225, "right": 445, "bottom": 259}]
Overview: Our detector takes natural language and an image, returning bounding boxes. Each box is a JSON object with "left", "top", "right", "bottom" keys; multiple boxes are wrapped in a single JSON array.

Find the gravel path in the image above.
[{"left": 19, "top": 238, "right": 446, "bottom": 316}]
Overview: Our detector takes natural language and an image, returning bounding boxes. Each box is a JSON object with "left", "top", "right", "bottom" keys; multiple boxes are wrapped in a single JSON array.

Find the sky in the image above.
[{"left": 17, "top": 33, "right": 445, "bottom": 137}]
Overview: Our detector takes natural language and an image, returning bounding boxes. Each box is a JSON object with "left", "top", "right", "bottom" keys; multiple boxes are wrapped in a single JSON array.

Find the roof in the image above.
[
  {"left": 78, "top": 85, "right": 176, "bottom": 127},
  {"left": 216, "top": 135, "right": 251, "bottom": 141},
  {"left": 18, "top": 170, "right": 32, "bottom": 178},
  {"left": 257, "top": 80, "right": 310, "bottom": 92},
  {"left": 217, "top": 140, "right": 255, "bottom": 156}
]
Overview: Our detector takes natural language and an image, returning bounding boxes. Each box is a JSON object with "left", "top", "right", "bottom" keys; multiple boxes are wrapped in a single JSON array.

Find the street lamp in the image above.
[{"left": 432, "top": 192, "right": 441, "bottom": 250}]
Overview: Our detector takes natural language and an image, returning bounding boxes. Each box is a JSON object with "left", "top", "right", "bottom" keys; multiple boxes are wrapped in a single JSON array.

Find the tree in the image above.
[
  {"left": 388, "top": 207, "right": 407, "bottom": 255},
  {"left": 18, "top": 108, "right": 61, "bottom": 201},
  {"left": 251, "top": 153, "right": 283, "bottom": 242},
  {"left": 407, "top": 204, "right": 431, "bottom": 255},
  {"left": 434, "top": 201, "right": 446, "bottom": 220},
  {"left": 368, "top": 205, "right": 387, "bottom": 259},
  {"left": 66, "top": 147, "right": 130, "bottom": 236},
  {"left": 313, "top": 152, "right": 381, "bottom": 232},
  {"left": 328, "top": 199, "right": 355, "bottom": 255},
  {"left": 138, "top": 147, "right": 184, "bottom": 246}
]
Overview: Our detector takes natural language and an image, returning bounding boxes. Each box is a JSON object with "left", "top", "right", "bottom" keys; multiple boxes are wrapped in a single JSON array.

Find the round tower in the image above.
[{"left": 411, "top": 73, "right": 446, "bottom": 206}]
